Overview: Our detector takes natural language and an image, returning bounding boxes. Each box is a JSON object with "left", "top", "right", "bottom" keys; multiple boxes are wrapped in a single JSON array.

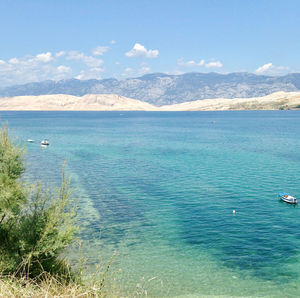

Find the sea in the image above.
[{"left": 1, "top": 110, "right": 300, "bottom": 297}]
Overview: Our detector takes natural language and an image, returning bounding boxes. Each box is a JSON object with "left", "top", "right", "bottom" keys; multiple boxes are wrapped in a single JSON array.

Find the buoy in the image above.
[{"left": 233, "top": 210, "right": 236, "bottom": 214}]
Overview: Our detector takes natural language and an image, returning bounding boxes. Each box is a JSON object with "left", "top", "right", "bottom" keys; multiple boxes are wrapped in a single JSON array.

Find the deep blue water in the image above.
[{"left": 2, "top": 111, "right": 300, "bottom": 297}]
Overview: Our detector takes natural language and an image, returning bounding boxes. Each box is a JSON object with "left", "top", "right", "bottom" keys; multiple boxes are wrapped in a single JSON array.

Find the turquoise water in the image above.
[{"left": 2, "top": 111, "right": 300, "bottom": 296}]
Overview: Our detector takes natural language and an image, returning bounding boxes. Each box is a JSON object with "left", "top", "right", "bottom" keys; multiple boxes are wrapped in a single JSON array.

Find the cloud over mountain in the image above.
[
  {"left": 125, "top": 43, "right": 159, "bottom": 58},
  {"left": 178, "top": 58, "right": 223, "bottom": 68},
  {"left": 0, "top": 46, "right": 110, "bottom": 86},
  {"left": 256, "top": 63, "right": 289, "bottom": 75}
]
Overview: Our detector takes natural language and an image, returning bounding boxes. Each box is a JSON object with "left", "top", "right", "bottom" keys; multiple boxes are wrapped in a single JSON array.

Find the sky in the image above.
[{"left": 0, "top": 0, "right": 300, "bottom": 87}]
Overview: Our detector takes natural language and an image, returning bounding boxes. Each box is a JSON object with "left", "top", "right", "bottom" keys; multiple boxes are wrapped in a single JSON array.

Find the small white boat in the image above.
[
  {"left": 27, "top": 139, "right": 34, "bottom": 143},
  {"left": 41, "top": 139, "right": 49, "bottom": 146},
  {"left": 278, "top": 192, "right": 297, "bottom": 204}
]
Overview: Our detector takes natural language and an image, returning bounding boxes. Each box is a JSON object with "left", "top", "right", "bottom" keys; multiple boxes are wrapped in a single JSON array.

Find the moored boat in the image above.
[
  {"left": 278, "top": 192, "right": 297, "bottom": 204},
  {"left": 41, "top": 139, "right": 49, "bottom": 146}
]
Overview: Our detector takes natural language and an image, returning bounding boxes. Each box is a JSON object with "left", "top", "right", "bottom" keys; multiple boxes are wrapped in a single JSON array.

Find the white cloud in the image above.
[
  {"left": 92, "top": 46, "right": 109, "bottom": 56},
  {"left": 205, "top": 61, "right": 223, "bottom": 68},
  {"left": 140, "top": 66, "right": 151, "bottom": 74},
  {"left": 54, "top": 65, "right": 72, "bottom": 80},
  {"left": 121, "top": 64, "right": 152, "bottom": 77},
  {"left": 66, "top": 51, "right": 103, "bottom": 67},
  {"left": 256, "top": 63, "right": 273, "bottom": 73},
  {"left": 110, "top": 40, "right": 116, "bottom": 44},
  {"left": 35, "top": 52, "right": 53, "bottom": 63},
  {"left": 0, "top": 62, "right": 70, "bottom": 86},
  {"left": 75, "top": 67, "right": 104, "bottom": 80},
  {"left": 178, "top": 58, "right": 222, "bottom": 68},
  {"left": 9, "top": 58, "right": 19, "bottom": 64},
  {"left": 0, "top": 46, "right": 112, "bottom": 86},
  {"left": 57, "top": 65, "right": 72, "bottom": 73},
  {"left": 125, "top": 43, "right": 159, "bottom": 58},
  {"left": 122, "top": 67, "right": 134, "bottom": 77},
  {"left": 0, "top": 52, "right": 72, "bottom": 86},
  {"left": 7, "top": 52, "right": 54, "bottom": 66},
  {"left": 56, "top": 51, "right": 66, "bottom": 57},
  {"left": 139, "top": 62, "right": 151, "bottom": 74},
  {"left": 255, "top": 63, "right": 289, "bottom": 75},
  {"left": 178, "top": 58, "right": 205, "bottom": 67}
]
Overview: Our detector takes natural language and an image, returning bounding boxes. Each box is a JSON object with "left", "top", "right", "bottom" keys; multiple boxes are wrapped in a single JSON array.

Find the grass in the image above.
[
  {"left": 0, "top": 273, "right": 109, "bottom": 297},
  {"left": 0, "top": 247, "right": 128, "bottom": 297},
  {"left": 0, "top": 255, "right": 116, "bottom": 297}
]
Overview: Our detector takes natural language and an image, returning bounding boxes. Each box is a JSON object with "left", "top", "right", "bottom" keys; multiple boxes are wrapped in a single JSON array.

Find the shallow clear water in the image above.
[{"left": 2, "top": 111, "right": 300, "bottom": 297}]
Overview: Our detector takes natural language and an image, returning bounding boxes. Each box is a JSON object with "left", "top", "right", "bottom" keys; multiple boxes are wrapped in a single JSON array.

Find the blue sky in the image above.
[{"left": 0, "top": 0, "right": 300, "bottom": 86}]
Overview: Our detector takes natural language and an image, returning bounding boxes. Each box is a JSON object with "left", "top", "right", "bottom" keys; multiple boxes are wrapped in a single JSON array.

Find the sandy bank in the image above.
[{"left": 0, "top": 91, "right": 300, "bottom": 111}]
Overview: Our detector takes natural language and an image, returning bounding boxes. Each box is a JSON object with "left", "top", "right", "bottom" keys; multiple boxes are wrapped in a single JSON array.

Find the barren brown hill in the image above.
[
  {"left": 160, "top": 91, "right": 300, "bottom": 111},
  {"left": 0, "top": 94, "right": 157, "bottom": 111},
  {"left": 0, "top": 91, "right": 300, "bottom": 111}
]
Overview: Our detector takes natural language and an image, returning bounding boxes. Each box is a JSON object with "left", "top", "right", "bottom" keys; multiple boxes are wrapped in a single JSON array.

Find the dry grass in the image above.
[
  {"left": 0, "top": 273, "right": 113, "bottom": 297},
  {"left": 0, "top": 253, "right": 122, "bottom": 298}
]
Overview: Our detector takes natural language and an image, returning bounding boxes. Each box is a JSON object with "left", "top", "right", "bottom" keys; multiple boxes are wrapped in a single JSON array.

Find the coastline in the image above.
[{"left": 0, "top": 91, "right": 300, "bottom": 111}]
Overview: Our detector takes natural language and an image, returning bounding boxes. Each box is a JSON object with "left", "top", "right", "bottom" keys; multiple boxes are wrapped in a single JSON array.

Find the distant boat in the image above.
[
  {"left": 41, "top": 139, "right": 49, "bottom": 146},
  {"left": 27, "top": 139, "right": 34, "bottom": 143},
  {"left": 278, "top": 192, "right": 297, "bottom": 204}
]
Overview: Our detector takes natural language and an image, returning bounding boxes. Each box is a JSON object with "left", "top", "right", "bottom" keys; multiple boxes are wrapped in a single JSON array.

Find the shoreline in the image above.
[{"left": 0, "top": 91, "right": 300, "bottom": 111}]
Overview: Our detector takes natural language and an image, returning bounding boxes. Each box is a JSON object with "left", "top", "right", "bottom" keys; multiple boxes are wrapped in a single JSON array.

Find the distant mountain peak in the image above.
[{"left": 1, "top": 72, "right": 300, "bottom": 106}]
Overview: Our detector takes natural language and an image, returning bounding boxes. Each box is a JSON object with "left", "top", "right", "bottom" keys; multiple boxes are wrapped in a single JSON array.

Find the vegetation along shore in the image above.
[{"left": 0, "top": 126, "right": 112, "bottom": 297}]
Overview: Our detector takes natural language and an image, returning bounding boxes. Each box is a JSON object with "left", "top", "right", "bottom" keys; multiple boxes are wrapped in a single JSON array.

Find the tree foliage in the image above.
[{"left": 0, "top": 127, "right": 78, "bottom": 279}]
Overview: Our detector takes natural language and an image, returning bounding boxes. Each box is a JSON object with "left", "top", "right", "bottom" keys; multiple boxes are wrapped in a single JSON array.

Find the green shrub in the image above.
[{"left": 0, "top": 127, "right": 78, "bottom": 280}]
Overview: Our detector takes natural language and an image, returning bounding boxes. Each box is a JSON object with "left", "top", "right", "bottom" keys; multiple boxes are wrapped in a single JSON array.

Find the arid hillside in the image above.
[{"left": 0, "top": 91, "right": 300, "bottom": 111}]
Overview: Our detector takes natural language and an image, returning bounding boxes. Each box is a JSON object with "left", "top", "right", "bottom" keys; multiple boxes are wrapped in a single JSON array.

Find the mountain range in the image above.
[{"left": 1, "top": 72, "right": 300, "bottom": 106}]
